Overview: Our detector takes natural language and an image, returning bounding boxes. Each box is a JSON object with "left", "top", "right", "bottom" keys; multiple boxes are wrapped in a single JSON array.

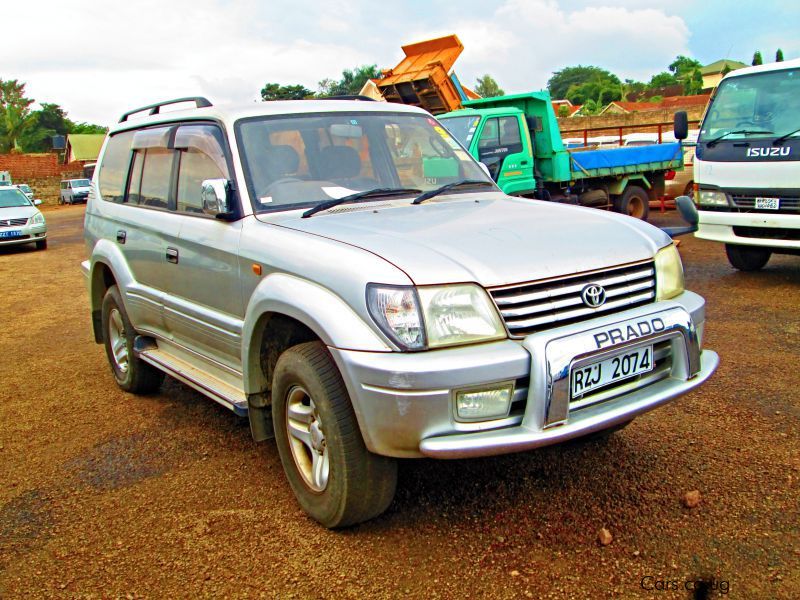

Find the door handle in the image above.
[
  {"left": 166, "top": 247, "right": 179, "bottom": 264},
  {"left": 116, "top": 230, "right": 126, "bottom": 244}
]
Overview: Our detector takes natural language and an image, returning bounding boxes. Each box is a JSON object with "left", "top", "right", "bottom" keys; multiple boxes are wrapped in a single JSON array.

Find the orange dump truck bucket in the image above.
[{"left": 377, "top": 35, "right": 465, "bottom": 115}]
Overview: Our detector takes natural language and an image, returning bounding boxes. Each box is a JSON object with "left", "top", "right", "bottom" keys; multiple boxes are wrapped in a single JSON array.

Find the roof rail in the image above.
[
  {"left": 119, "top": 97, "right": 213, "bottom": 123},
  {"left": 318, "top": 95, "right": 376, "bottom": 102}
]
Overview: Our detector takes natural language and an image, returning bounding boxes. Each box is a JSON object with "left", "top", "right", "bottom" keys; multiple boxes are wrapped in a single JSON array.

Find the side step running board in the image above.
[{"left": 138, "top": 347, "right": 249, "bottom": 417}]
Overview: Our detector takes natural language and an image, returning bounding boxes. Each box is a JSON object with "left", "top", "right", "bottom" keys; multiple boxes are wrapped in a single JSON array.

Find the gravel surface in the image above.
[{"left": 1, "top": 205, "right": 798, "bottom": 598}]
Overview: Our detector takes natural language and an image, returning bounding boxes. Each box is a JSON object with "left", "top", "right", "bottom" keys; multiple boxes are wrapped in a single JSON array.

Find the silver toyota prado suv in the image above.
[{"left": 83, "top": 97, "right": 718, "bottom": 528}]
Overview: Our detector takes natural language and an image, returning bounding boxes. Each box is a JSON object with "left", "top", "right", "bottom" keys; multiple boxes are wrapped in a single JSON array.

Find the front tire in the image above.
[
  {"left": 101, "top": 285, "right": 164, "bottom": 394},
  {"left": 725, "top": 244, "right": 771, "bottom": 271},
  {"left": 35, "top": 239, "right": 47, "bottom": 250},
  {"left": 614, "top": 185, "right": 650, "bottom": 220},
  {"left": 272, "top": 341, "right": 397, "bottom": 528}
]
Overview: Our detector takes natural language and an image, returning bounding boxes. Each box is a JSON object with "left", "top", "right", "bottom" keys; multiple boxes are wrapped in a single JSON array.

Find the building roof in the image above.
[
  {"left": 599, "top": 101, "right": 662, "bottom": 114},
  {"left": 699, "top": 59, "right": 747, "bottom": 75},
  {"left": 65, "top": 134, "right": 106, "bottom": 161}
]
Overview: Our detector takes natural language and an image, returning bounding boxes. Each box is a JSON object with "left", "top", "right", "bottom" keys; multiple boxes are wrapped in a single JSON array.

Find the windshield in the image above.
[
  {"left": 19, "top": 184, "right": 32, "bottom": 193},
  {"left": 438, "top": 115, "right": 481, "bottom": 148},
  {"left": 0, "top": 188, "right": 32, "bottom": 208},
  {"left": 699, "top": 67, "right": 800, "bottom": 143},
  {"left": 236, "top": 112, "right": 490, "bottom": 213},
  {"left": 71, "top": 179, "right": 91, "bottom": 187}
]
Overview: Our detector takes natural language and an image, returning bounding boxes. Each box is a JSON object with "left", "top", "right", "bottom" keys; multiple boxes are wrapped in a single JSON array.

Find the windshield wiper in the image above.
[
  {"left": 411, "top": 179, "right": 495, "bottom": 205},
  {"left": 302, "top": 187, "right": 421, "bottom": 218},
  {"left": 706, "top": 129, "right": 774, "bottom": 147},
  {"left": 773, "top": 127, "right": 800, "bottom": 144}
]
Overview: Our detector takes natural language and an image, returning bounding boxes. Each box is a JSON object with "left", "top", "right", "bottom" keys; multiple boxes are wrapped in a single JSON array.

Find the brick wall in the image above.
[
  {"left": 0, "top": 153, "right": 87, "bottom": 205},
  {"left": 557, "top": 105, "right": 707, "bottom": 139}
]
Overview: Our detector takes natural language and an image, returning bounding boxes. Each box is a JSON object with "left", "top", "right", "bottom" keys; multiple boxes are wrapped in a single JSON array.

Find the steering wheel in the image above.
[{"left": 735, "top": 120, "right": 758, "bottom": 128}]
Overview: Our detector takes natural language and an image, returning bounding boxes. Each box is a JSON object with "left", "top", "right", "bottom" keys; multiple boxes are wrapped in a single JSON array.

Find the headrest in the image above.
[
  {"left": 318, "top": 145, "right": 361, "bottom": 179},
  {"left": 266, "top": 145, "right": 300, "bottom": 178}
]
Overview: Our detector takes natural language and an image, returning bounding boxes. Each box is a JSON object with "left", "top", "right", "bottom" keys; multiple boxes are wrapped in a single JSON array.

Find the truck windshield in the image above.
[
  {"left": 439, "top": 115, "right": 480, "bottom": 148},
  {"left": 699, "top": 67, "right": 800, "bottom": 143},
  {"left": 72, "top": 179, "right": 91, "bottom": 187},
  {"left": 237, "top": 112, "right": 490, "bottom": 213}
]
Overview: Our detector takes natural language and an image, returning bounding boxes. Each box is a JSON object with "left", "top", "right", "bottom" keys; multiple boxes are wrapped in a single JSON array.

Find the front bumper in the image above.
[
  {"left": 0, "top": 223, "right": 47, "bottom": 247},
  {"left": 330, "top": 291, "right": 717, "bottom": 458},
  {"left": 697, "top": 210, "right": 800, "bottom": 250}
]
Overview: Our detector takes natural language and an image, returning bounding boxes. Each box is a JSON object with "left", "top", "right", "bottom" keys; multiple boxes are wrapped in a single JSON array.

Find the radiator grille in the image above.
[
  {"left": 0, "top": 218, "right": 28, "bottom": 228},
  {"left": 489, "top": 262, "right": 656, "bottom": 337}
]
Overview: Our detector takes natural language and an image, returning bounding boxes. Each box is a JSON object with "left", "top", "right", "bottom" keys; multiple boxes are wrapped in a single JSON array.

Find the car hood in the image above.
[
  {"left": 0, "top": 205, "right": 39, "bottom": 221},
  {"left": 274, "top": 195, "right": 672, "bottom": 287}
]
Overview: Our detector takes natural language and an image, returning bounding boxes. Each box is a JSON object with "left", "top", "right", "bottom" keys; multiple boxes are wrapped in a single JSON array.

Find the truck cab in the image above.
[{"left": 692, "top": 58, "right": 800, "bottom": 270}]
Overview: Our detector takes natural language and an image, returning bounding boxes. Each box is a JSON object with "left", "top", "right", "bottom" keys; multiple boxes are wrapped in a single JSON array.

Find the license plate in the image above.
[
  {"left": 755, "top": 197, "right": 779, "bottom": 210},
  {"left": 0, "top": 230, "right": 22, "bottom": 238},
  {"left": 571, "top": 345, "right": 653, "bottom": 397}
]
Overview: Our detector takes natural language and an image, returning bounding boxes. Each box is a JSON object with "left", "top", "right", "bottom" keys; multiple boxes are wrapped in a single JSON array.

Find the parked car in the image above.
[
  {"left": 84, "top": 97, "right": 718, "bottom": 528},
  {"left": 665, "top": 146, "right": 695, "bottom": 199},
  {"left": 0, "top": 187, "right": 47, "bottom": 249},
  {"left": 17, "top": 183, "right": 34, "bottom": 201},
  {"left": 59, "top": 178, "right": 92, "bottom": 204}
]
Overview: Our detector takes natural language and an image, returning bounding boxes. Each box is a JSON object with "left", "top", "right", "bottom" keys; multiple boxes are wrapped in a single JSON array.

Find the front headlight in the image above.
[
  {"left": 655, "top": 244, "right": 684, "bottom": 301},
  {"left": 696, "top": 188, "right": 729, "bottom": 206},
  {"left": 367, "top": 283, "right": 506, "bottom": 350},
  {"left": 31, "top": 212, "right": 45, "bottom": 225}
]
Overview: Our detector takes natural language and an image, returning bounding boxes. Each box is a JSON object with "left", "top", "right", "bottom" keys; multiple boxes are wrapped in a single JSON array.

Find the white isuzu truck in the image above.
[{"left": 692, "top": 58, "right": 800, "bottom": 270}]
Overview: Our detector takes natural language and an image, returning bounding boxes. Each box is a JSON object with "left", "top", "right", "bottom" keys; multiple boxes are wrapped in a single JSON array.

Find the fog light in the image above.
[{"left": 455, "top": 384, "right": 513, "bottom": 421}]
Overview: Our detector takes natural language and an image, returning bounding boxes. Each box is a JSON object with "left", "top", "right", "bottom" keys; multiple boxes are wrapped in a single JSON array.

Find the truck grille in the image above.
[
  {"left": 0, "top": 218, "right": 28, "bottom": 228},
  {"left": 489, "top": 262, "right": 656, "bottom": 337}
]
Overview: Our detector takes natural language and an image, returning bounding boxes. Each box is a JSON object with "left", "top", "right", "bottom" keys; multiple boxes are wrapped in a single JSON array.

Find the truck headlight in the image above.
[
  {"left": 367, "top": 283, "right": 506, "bottom": 350},
  {"left": 655, "top": 244, "right": 684, "bottom": 301},
  {"left": 455, "top": 384, "right": 514, "bottom": 421},
  {"left": 31, "top": 212, "right": 45, "bottom": 225},
  {"left": 696, "top": 189, "right": 729, "bottom": 207}
]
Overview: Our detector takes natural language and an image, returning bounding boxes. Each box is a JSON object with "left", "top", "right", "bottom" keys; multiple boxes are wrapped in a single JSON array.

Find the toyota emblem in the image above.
[{"left": 581, "top": 284, "right": 607, "bottom": 308}]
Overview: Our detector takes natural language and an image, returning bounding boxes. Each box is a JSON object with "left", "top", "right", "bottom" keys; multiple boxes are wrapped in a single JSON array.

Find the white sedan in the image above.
[{"left": 0, "top": 187, "right": 47, "bottom": 250}]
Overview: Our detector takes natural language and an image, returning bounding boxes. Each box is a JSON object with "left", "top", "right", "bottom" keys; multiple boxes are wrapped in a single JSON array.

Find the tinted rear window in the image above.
[{"left": 98, "top": 131, "right": 133, "bottom": 203}]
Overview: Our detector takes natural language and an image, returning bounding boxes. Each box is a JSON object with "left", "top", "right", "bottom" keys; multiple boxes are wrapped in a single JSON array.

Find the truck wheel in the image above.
[
  {"left": 614, "top": 186, "right": 650, "bottom": 220},
  {"left": 272, "top": 341, "right": 397, "bottom": 528},
  {"left": 35, "top": 239, "right": 47, "bottom": 250},
  {"left": 725, "top": 244, "right": 771, "bottom": 271},
  {"left": 101, "top": 285, "right": 164, "bottom": 394}
]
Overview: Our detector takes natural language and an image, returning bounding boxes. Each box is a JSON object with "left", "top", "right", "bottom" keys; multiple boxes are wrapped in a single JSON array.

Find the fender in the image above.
[
  {"left": 608, "top": 174, "right": 650, "bottom": 196},
  {"left": 241, "top": 273, "right": 390, "bottom": 394},
  {"left": 87, "top": 238, "right": 137, "bottom": 341}
]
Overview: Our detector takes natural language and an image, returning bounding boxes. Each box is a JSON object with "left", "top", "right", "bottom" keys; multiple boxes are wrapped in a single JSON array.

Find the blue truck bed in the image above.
[{"left": 569, "top": 143, "right": 683, "bottom": 176}]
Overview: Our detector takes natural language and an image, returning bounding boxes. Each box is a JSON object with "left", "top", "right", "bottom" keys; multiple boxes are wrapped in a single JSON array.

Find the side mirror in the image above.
[
  {"left": 201, "top": 179, "right": 232, "bottom": 217},
  {"left": 673, "top": 111, "right": 688, "bottom": 141},
  {"left": 660, "top": 195, "right": 699, "bottom": 238},
  {"left": 33, "top": 199, "right": 42, "bottom": 206}
]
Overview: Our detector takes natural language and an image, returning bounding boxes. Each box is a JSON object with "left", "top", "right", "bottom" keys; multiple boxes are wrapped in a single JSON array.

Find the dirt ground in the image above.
[{"left": 1, "top": 205, "right": 798, "bottom": 599}]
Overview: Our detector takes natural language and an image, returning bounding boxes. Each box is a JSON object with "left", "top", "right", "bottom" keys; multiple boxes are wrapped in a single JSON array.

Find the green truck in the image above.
[{"left": 439, "top": 91, "right": 684, "bottom": 220}]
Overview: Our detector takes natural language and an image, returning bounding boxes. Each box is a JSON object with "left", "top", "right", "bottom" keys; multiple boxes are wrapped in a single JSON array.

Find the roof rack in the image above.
[
  {"left": 318, "top": 95, "right": 376, "bottom": 102},
  {"left": 119, "top": 97, "right": 213, "bottom": 123}
]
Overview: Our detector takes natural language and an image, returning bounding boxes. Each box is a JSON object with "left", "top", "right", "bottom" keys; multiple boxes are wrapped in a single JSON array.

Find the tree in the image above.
[
  {"left": 260, "top": 83, "right": 314, "bottom": 101},
  {"left": 648, "top": 71, "right": 679, "bottom": 88},
  {"left": 317, "top": 64, "right": 382, "bottom": 97},
  {"left": 0, "top": 79, "right": 34, "bottom": 152},
  {"left": 474, "top": 74, "right": 504, "bottom": 98},
  {"left": 668, "top": 55, "right": 702, "bottom": 76},
  {"left": 547, "top": 65, "right": 620, "bottom": 100},
  {"left": 776, "top": 48, "right": 784, "bottom": 62},
  {"left": 557, "top": 105, "right": 570, "bottom": 117},
  {"left": 18, "top": 103, "right": 70, "bottom": 152},
  {"left": 667, "top": 55, "right": 703, "bottom": 95},
  {"left": 752, "top": 51, "right": 763, "bottom": 66}
]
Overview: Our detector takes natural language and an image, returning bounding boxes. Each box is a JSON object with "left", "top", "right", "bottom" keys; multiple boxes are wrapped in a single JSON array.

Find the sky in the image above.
[{"left": 4, "top": 0, "right": 799, "bottom": 126}]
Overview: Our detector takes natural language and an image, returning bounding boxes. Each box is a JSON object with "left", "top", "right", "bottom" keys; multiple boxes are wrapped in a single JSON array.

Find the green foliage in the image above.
[
  {"left": 474, "top": 75, "right": 504, "bottom": 98},
  {"left": 18, "top": 103, "right": 69, "bottom": 152},
  {"left": 260, "top": 83, "right": 314, "bottom": 101},
  {"left": 317, "top": 65, "right": 381, "bottom": 97},
  {"left": 776, "top": 49, "right": 784, "bottom": 62},
  {"left": 68, "top": 121, "right": 108, "bottom": 134},
  {"left": 581, "top": 99, "right": 598, "bottom": 115},
  {"left": 669, "top": 55, "right": 702, "bottom": 76},
  {"left": 752, "top": 51, "right": 763, "bottom": 66},
  {"left": 648, "top": 71, "right": 678, "bottom": 88},
  {"left": 557, "top": 105, "right": 570, "bottom": 117},
  {"left": 0, "top": 79, "right": 34, "bottom": 152},
  {"left": 547, "top": 65, "right": 620, "bottom": 100}
]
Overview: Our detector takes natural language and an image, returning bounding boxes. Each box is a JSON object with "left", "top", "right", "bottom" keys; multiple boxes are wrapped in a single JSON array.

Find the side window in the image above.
[
  {"left": 137, "top": 148, "right": 174, "bottom": 209},
  {"left": 175, "top": 125, "right": 230, "bottom": 214},
  {"left": 126, "top": 151, "right": 145, "bottom": 205},
  {"left": 478, "top": 118, "right": 500, "bottom": 149},
  {"left": 98, "top": 131, "right": 134, "bottom": 203},
  {"left": 499, "top": 117, "right": 522, "bottom": 146}
]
